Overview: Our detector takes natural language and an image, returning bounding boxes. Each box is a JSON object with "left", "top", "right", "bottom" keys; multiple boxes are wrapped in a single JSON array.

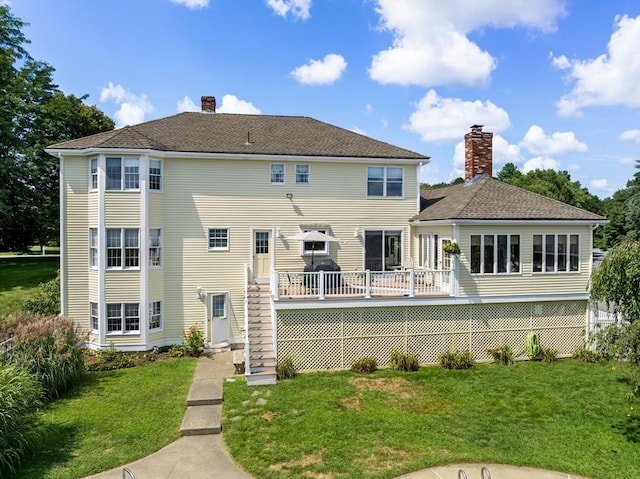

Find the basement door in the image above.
[
  {"left": 209, "top": 292, "right": 230, "bottom": 345},
  {"left": 253, "top": 230, "right": 272, "bottom": 280}
]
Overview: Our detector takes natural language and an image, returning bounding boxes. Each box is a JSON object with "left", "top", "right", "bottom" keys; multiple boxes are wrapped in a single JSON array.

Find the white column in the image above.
[
  {"left": 97, "top": 154, "right": 106, "bottom": 347},
  {"left": 139, "top": 155, "right": 149, "bottom": 346}
]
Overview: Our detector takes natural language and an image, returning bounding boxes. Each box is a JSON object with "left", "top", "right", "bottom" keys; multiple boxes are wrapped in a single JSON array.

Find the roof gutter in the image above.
[
  {"left": 410, "top": 218, "right": 608, "bottom": 226},
  {"left": 44, "top": 147, "right": 428, "bottom": 165}
]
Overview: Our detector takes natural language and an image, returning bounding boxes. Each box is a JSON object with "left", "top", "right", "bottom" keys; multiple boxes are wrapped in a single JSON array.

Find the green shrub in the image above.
[
  {"left": 438, "top": 349, "right": 475, "bottom": 369},
  {"left": 541, "top": 347, "right": 559, "bottom": 363},
  {"left": 487, "top": 344, "right": 514, "bottom": 366},
  {"left": 22, "top": 273, "right": 60, "bottom": 316},
  {"left": 276, "top": 355, "right": 297, "bottom": 380},
  {"left": 86, "top": 344, "right": 134, "bottom": 371},
  {"left": 183, "top": 324, "right": 205, "bottom": 357},
  {"left": 389, "top": 350, "right": 420, "bottom": 372},
  {"left": 572, "top": 344, "right": 599, "bottom": 363},
  {"left": 168, "top": 344, "right": 187, "bottom": 357},
  {"left": 350, "top": 356, "right": 377, "bottom": 374},
  {"left": 0, "top": 364, "right": 44, "bottom": 475},
  {"left": 2, "top": 315, "right": 84, "bottom": 401}
]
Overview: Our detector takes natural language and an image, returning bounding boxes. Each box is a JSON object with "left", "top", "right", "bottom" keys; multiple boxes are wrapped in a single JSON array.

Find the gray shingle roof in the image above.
[
  {"left": 412, "top": 177, "right": 606, "bottom": 222},
  {"left": 48, "top": 112, "right": 428, "bottom": 160}
]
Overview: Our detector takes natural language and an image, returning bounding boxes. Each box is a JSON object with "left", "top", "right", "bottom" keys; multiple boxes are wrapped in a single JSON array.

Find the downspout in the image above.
[{"left": 58, "top": 153, "right": 66, "bottom": 317}]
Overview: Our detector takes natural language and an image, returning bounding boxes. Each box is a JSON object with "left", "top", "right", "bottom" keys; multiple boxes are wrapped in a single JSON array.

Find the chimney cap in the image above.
[{"left": 470, "top": 124, "right": 484, "bottom": 130}]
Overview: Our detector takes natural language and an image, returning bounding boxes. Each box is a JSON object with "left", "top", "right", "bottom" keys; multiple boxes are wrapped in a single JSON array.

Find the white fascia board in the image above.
[
  {"left": 411, "top": 219, "right": 607, "bottom": 226},
  {"left": 45, "top": 147, "right": 427, "bottom": 165},
  {"left": 273, "top": 292, "right": 589, "bottom": 310}
]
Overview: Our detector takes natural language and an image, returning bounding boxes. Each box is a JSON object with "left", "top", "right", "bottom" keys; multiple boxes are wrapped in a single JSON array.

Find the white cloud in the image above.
[
  {"left": 171, "top": 0, "right": 208, "bottom": 9},
  {"left": 519, "top": 125, "right": 587, "bottom": 155},
  {"left": 553, "top": 14, "right": 640, "bottom": 117},
  {"left": 266, "top": 0, "right": 311, "bottom": 21},
  {"left": 523, "top": 156, "right": 561, "bottom": 172},
  {"left": 620, "top": 157, "right": 637, "bottom": 165},
  {"left": 405, "top": 89, "right": 510, "bottom": 143},
  {"left": 217, "top": 94, "right": 261, "bottom": 114},
  {"left": 590, "top": 178, "right": 609, "bottom": 190},
  {"left": 177, "top": 96, "right": 199, "bottom": 113},
  {"left": 620, "top": 128, "right": 640, "bottom": 143},
  {"left": 291, "top": 54, "right": 347, "bottom": 85},
  {"left": 370, "top": 0, "right": 565, "bottom": 86},
  {"left": 100, "top": 82, "right": 154, "bottom": 128}
]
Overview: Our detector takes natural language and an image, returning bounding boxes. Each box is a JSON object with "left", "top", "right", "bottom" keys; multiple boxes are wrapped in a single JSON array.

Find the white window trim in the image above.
[
  {"left": 149, "top": 159, "right": 163, "bottom": 192},
  {"left": 366, "top": 166, "right": 404, "bottom": 198},
  {"left": 105, "top": 156, "right": 141, "bottom": 192},
  {"left": 300, "top": 228, "right": 329, "bottom": 256},
  {"left": 89, "top": 158, "right": 98, "bottom": 192},
  {"left": 532, "top": 233, "right": 580, "bottom": 274},
  {"left": 208, "top": 227, "right": 230, "bottom": 251},
  {"left": 295, "top": 164, "right": 310, "bottom": 185},
  {"left": 149, "top": 228, "right": 162, "bottom": 268},
  {"left": 106, "top": 228, "right": 140, "bottom": 270},
  {"left": 270, "top": 163, "right": 285, "bottom": 185},
  {"left": 149, "top": 300, "right": 162, "bottom": 330},
  {"left": 106, "top": 303, "right": 140, "bottom": 335},
  {"left": 89, "top": 228, "right": 98, "bottom": 269},
  {"left": 89, "top": 301, "right": 98, "bottom": 332},
  {"left": 470, "top": 234, "right": 521, "bottom": 275},
  {"left": 210, "top": 292, "right": 229, "bottom": 320}
]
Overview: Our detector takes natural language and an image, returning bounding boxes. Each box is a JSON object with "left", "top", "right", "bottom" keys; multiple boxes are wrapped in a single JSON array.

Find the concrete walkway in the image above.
[{"left": 85, "top": 353, "right": 588, "bottom": 479}]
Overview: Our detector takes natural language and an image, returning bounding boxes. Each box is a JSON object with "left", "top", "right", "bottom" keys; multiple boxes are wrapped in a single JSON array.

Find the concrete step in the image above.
[
  {"left": 187, "top": 378, "right": 223, "bottom": 406},
  {"left": 246, "top": 371, "right": 277, "bottom": 386},
  {"left": 180, "top": 404, "right": 221, "bottom": 435}
]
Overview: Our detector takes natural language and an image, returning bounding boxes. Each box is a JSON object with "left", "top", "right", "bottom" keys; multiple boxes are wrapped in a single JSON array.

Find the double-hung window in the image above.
[
  {"left": 90, "top": 158, "right": 98, "bottom": 190},
  {"left": 270, "top": 164, "right": 285, "bottom": 184},
  {"left": 533, "top": 234, "right": 579, "bottom": 273},
  {"left": 302, "top": 228, "right": 328, "bottom": 256},
  {"left": 367, "top": 166, "right": 403, "bottom": 197},
  {"left": 106, "top": 303, "right": 140, "bottom": 333},
  {"left": 106, "top": 157, "right": 139, "bottom": 190},
  {"left": 470, "top": 234, "right": 521, "bottom": 274},
  {"left": 89, "top": 228, "right": 97, "bottom": 268},
  {"left": 208, "top": 228, "right": 229, "bottom": 251},
  {"left": 149, "top": 301, "right": 162, "bottom": 329},
  {"left": 106, "top": 228, "right": 139, "bottom": 268},
  {"left": 89, "top": 302, "right": 99, "bottom": 331},
  {"left": 149, "top": 229, "right": 162, "bottom": 267},
  {"left": 295, "top": 164, "right": 309, "bottom": 184},
  {"left": 149, "top": 160, "right": 162, "bottom": 190}
]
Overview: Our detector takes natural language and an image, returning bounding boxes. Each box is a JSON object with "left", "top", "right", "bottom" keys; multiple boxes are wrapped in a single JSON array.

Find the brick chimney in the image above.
[
  {"left": 464, "top": 124, "right": 493, "bottom": 180},
  {"left": 201, "top": 96, "right": 216, "bottom": 113}
]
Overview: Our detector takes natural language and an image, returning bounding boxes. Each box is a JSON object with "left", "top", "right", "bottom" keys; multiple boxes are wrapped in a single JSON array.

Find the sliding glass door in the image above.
[{"left": 364, "top": 230, "right": 402, "bottom": 271}]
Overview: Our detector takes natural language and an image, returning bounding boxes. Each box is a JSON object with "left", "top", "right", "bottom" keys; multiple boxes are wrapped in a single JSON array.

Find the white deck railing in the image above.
[{"left": 272, "top": 269, "right": 452, "bottom": 301}]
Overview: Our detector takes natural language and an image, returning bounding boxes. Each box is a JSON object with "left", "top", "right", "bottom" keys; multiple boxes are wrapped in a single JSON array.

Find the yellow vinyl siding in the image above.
[
  {"left": 104, "top": 271, "right": 140, "bottom": 302},
  {"left": 88, "top": 269, "right": 98, "bottom": 299},
  {"left": 148, "top": 192, "right": 164, "bottom": 227},
  {"left": 163, "top": 157, "right": 418, "bottom": 340},
  {"left": 104, "top": 193, "right": 140, "bottom": 225},
  {"left": 148, "top": 269, "right": 164, "bottom": 299},
  {"left": 457, "top": 224, "right": 592, "bottom": 296},
  {"left": 64, "top": 158, "right": 90, "bottom": 326}
]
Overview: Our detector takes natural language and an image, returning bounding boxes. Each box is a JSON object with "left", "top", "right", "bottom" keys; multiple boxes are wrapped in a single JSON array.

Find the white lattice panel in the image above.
[{"left": 276, "top": 300, "right": 587, "bottom": 370}]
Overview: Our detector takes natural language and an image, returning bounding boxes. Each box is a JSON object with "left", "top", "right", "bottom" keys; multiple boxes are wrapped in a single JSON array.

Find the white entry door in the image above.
[
  {"left": 253, "top": 230, "right": 272, "bottom": 280},
  {"left": 209, "top": 292, "right": 229, "bottom": 345}
]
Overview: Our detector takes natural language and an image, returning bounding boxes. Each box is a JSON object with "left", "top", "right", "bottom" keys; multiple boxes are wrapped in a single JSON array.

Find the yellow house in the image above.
[{"left": 47, "top": 102, "right": 605, "bottom": 385}]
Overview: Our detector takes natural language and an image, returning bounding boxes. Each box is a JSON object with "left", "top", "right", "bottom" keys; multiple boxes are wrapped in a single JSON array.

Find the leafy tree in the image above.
[
  {"left": 0, "top": 6, "right": 114, "bottom": 251},
  {"left": 626, "top": 160, "right": 640, "bottom": 240},
  {"left": 421, "top": 177, "right": 464, "bottom": 189},
  {"left": 590, "top": 240, "right": 640, "bottom": 324},
  {"left": 496, "top": 162, "right": 521, "bottom": 182}
]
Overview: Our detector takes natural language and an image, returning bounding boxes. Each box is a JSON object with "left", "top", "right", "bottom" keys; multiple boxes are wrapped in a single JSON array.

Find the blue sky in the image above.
[{"left": 8, "top": 0, "right": 640, "bottom": 197}]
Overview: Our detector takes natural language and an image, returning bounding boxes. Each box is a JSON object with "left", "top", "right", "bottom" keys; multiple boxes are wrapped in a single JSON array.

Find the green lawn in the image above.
[
  {"left": 223, "top": 360, "right": 640, "bottom": 479},
  {"left": 13, "top": 357, "right": 197, "bottom": 479},
  {"left": 0, "top": 256, "right": 59, "bottom": 317}
]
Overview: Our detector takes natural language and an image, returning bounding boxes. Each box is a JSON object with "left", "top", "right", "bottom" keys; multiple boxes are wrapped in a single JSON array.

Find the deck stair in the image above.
[{"left": 245, "top": 281, "right": 277, "bottom": 386}]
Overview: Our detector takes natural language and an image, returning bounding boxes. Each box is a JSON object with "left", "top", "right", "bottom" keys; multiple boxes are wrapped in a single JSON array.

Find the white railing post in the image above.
[
  {"left": 319, "top": 270, "right": 325, "bottom": 300},
  {"left": 272, "top": 269, "right": 280, "bottom": 301},
  {"left": 408, "top": 269, "right": 415, "bottom": 297},
  {"left": 365, "top": 270, "right": 371, "bottom": 298}
]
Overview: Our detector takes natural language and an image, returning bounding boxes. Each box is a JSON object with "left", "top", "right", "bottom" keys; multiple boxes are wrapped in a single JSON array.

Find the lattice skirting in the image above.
[{"left": 276, "top": 300, "right": 587, "bottom": 371}]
